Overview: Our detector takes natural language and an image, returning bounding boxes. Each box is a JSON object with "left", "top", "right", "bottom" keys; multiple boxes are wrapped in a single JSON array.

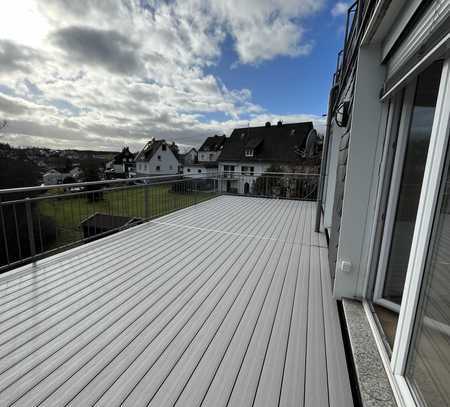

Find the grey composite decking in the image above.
[{"left": 0, "top": 196, "right": 353, "bottom": 407}]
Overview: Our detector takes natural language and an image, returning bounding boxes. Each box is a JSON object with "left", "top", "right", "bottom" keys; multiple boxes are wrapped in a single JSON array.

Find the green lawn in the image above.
[{"left": 38, "top": 184, "right": 217, "bottom": 249}]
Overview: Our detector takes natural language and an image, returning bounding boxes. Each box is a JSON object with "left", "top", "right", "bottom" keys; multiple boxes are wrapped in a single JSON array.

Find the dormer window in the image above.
[
  {"left": 162, "top": 144, "right": 167, "bottom": 151},
  {"left": 245, "top": 149, "right": 254, "bottom": 157}
]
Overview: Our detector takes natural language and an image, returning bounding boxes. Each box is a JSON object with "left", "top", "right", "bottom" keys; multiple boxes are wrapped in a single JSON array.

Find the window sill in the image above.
[{"left": 341, "top": 298, "right": 398, "bottom": 407}]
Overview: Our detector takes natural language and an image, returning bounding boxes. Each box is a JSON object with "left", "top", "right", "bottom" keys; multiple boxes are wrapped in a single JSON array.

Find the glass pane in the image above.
[
  {"left": 406, "top": 140, "right": 450, "bottom": 406},
  {"left": 383, "top": 62, "right": 443, "bottom": 304},
  {"left": 377, "top": 61, "right": 443, "bottom": 348}
]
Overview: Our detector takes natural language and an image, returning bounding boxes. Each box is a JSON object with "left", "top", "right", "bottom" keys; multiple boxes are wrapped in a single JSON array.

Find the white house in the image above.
[
  {"left": 43, "top": 169, "right": 65, "bottom": 185},
  {"left": 182, "top": 163, "right": 218, "bottom": 178},
  {"left": 135, "top": 139, "right": 180, "bottom": 176},
  {"left": 179, "top": 148, "right": 197, "bottom": 166},
  {"left": 180, "top": 135, "right": 226, "bottom": 178},
  {"left": 218, "top": 121, "right": 320, "bottom": 194},
  {"left": 198, "top": 135, "right": 226, "bottom": 162},
  {"left": 69, "top": 166, "right": 83, "bottom": 180},
  {"left": 106, "top": 147, "right": 135, "bottom": 176}
]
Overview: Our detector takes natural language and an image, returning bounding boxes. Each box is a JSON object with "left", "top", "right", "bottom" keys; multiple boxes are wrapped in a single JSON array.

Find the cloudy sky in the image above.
[{"left": 0, "top": 1, "right": 349, "bottom": 151}]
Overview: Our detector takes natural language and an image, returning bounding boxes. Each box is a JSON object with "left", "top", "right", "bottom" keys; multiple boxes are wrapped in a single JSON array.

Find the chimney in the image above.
[
  {"left": 265, "top": 121, "right": 271, "bottom": 127},
  {"left": 277, "top": 120, "right": 283, "bottom": 127}
]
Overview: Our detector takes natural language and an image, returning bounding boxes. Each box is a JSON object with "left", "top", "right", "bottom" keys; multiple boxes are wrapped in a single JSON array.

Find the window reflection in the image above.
[
  {"left": 375, "top": 62, "right": 442, "bottom": 348},
  {"left": 406, "top": 142, "right": 450, "bottom": 406}
]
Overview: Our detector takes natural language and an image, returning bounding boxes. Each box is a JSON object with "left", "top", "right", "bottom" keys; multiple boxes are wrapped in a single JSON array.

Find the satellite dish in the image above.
[{"left": 304, "top": 129, "right": 320, "bottom": 158}]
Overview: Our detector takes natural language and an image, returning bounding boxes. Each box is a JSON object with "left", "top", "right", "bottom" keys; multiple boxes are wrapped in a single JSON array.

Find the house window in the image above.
[
  {"left": 157, "top": 155, "right": 161, "bottom": 160},
  {"left": 187, "top": 168, "right": 191, "bottom": 172},
  {"left": 162, "top": 144, "right": 167, "bottom": 151},
  {"left": 198, "top": 169, "right": 202, "bottom": 173},
  {"left": 156, "top": 166, "right": 160, "bottom": 171},
  {"left": 224, "top": 165, "right": 235, "bottom": 178},
  {"left": 241, "top": 166, "right": 254, "bottom": 176},
  {"left": 209, "top": 153, "right": 213, "bottom": 160},
  {"left": 245, "top": 149, "right": 254, "bottom": 157}
]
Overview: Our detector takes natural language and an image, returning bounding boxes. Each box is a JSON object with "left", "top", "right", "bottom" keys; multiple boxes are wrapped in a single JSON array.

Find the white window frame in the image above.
[
  {"left": 372, "top": 82, "right": 416, "bottom": 309},
  {"left": 366, "top": 57, "right": 450, "bottom": 406},
  {"left": 391, "top": 58, "right": 450, "bottom": 377}
]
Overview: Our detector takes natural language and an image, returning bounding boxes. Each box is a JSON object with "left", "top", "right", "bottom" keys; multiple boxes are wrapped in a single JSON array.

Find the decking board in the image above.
[{"left": 0, "top": 196, "right": 352, "bottom": 407}]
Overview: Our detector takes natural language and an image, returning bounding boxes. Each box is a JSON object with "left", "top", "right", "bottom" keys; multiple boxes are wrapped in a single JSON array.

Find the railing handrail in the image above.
[
  {"left": 220, "top": 171, "right": 320, "bottom": 176},
  {"left": 0, "top": 171, "right": 319, "bottom": 196},
  {"left": 0, "top": 174, "right": 189, "bottom": 195},
  {"left": 0, "top": 176, "right": 217, "bottom": 206}
]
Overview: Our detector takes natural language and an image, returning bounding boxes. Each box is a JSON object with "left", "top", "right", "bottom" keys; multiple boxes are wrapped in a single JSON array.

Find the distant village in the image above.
[{"left": 0, "top": 120, "right": 322, "bottom": 194}]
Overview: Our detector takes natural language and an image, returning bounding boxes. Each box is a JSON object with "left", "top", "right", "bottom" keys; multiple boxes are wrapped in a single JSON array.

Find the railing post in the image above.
[
  {"left": 0, "top": 197, "right": 10, "bottom": 265},
  {"left": 144, "top": 185, "right": 149, "bottom": 219},
  {"left": 25, "top": 198, "right": 36, "bottom": 258}
]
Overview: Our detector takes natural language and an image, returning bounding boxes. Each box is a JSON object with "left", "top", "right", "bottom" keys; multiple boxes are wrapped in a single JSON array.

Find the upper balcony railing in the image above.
[
  {"left": 332, "top": 0, "right": 378, "bottom": 101},
  {"left": 0, "top": 171, "right": 318, "bottom": 272}
]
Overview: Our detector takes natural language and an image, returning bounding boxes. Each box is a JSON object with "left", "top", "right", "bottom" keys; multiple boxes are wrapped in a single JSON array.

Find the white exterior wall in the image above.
[
  {"left": 112, "top": 163, "right": 124, "bottom": 173},
  {"left": 333, "top": 46, "right": 386, "bottom": 299},
  {"left": 184, "top": 149, "right": 197, "bottom": 164},
  {"left": 183, "top": 165, "right": 216, "bottom": 178},
  {"left": 324, "top": 126, "right": 342, "bottom": 229},
  {"left": 218, "top": 162, "right": 270, "bottom": 193},
  {"left": 135, "top": 145, "right": 179, "bottom": 176},
  {"left": 198, "top": 151, "right": 221, "bottom": 162},
  {"left": 43, "top": 170, "right": 66, "bottom": 185}
]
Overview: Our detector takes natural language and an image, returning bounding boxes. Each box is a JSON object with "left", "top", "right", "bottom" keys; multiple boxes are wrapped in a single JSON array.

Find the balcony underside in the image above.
[{"left": 0, "top": 196, "right": 352, "bottom": 407}]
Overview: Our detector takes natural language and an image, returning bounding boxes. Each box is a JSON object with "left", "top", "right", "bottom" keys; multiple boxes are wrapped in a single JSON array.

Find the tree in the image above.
[
  {"left": 254, "top": 165, "right": 284, "bottom": 197},
  {"left": 80, "top": 158, "right": 104, "bottom": 202},
  {"left": 0, "top": 158, "right": 56, "bottom": 268},
  {"left": 63, "top": 176, "right": 76, "bottom": 185}
]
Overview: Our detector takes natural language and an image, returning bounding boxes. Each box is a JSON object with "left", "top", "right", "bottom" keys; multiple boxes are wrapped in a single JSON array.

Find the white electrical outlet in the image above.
[{"left": 341, "top": 260, "right": 352, "bottom": 273}]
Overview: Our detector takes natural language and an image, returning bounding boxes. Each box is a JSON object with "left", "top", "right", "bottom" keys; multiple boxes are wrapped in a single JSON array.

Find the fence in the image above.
[{"left": 0, "top": 171, "right": 318, "bottom": 272}]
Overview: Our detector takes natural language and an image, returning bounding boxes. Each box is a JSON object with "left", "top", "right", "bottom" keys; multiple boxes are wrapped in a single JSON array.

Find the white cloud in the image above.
[
  {"left": 0, "top": 0, "right": 325, "bottom": 151},
  {"left": 331, "top": 2, "right": 350, "bottom": 17}
]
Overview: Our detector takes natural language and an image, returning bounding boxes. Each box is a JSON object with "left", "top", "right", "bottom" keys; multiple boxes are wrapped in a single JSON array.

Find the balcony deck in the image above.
[{"left": 0, "top": 195, "right": 352, "bottom": 407}]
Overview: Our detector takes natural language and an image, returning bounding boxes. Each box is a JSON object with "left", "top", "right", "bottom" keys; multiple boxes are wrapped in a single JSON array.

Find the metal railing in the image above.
[
  {"left": 218, "top": 171, "right": 319, "bottom": 201},
  {"left": 0, "top": 174, "right": 219, "bottom": 272},
  {"left": 0, "top": 171, "right": 318, "bottom": 272}
]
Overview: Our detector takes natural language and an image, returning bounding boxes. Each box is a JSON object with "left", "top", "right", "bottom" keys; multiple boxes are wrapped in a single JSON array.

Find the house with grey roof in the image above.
[
  {"left": 106, "top": 147, "right": 136, "bottom": 177},
  {"left": 182, "top": 136, "right": 226, "bottom": 178},
  {"left": 135, "top": 138, "right": 181, "bottom": 176},
  {"left": 198, "top": 135, "right": 226, "bottom": 163},
  {"left": 218, "top": 121, "right": 320, "bottom": 194}
]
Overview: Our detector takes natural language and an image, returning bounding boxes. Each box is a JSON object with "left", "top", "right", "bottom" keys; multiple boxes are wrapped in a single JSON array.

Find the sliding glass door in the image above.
[
  {"left": 368, "top": 55, "right": 450, "bottom": 406},
  {"left": 373, "top": 61, "right": 443, "bottom": 349}
]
